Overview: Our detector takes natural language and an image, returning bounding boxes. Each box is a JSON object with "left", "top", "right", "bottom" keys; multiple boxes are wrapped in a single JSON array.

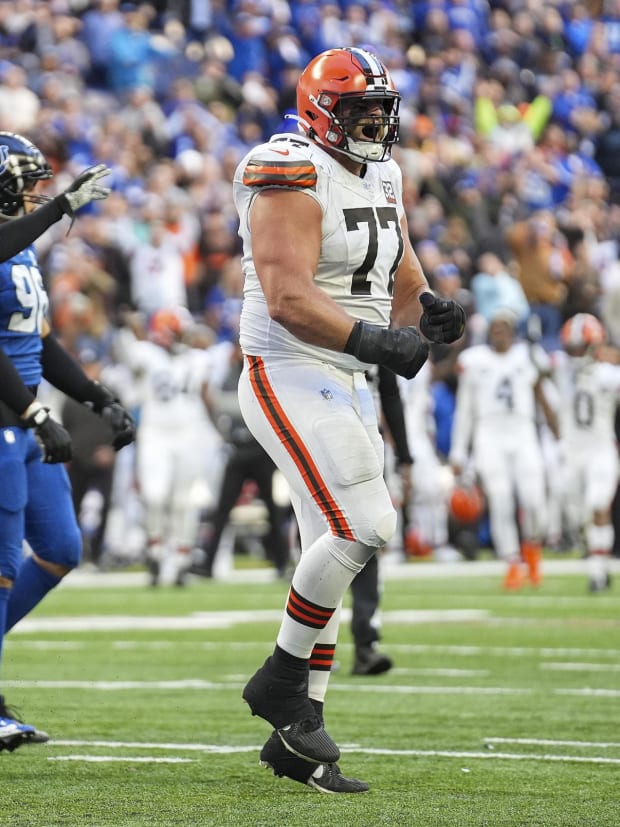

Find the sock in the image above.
[
  {"left": 585, "top": 523, "right": 614, "bottom": 556},
  {"left": 276, "top": 534, "right": 367, "bottom": 658},
  {"left": 0, "top": 585, "right": 10, "bottom": 664},
  {"left": 272, "top": 643, "right": 308, "bottom": 671},
  {"left": 308, "top": 605, "right": 341, "bottom": 704},
  {"left": 310, "top": 698, "right": 324, "bottom": 719},
  {"left": 276, "top": 584, "right": 337, "bottom": 658},
  {"left": 5, "top": 557, "right": 61, "bottom": 631}
]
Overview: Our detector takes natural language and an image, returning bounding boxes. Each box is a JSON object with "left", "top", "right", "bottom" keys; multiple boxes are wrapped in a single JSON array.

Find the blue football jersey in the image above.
[{"left": 0, "top": 245, "right": 48, "bottom": 386}]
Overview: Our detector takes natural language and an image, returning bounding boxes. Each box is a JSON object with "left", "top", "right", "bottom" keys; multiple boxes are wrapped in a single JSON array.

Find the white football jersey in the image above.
[
  {"left": 450, "top": 341, "right": 544, "bottom": 464},
  {"left": 552, "top": 352, "right": 620, "bottom": 447},
  {"left": 124, "top": 340, "right": 211, "bottom": 430},
  {"left": 233, "top": 133, "right": 406, "bottom": 371}
]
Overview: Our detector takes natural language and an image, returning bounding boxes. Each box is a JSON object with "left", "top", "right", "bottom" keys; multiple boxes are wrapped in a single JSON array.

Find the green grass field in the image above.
[{"left": 2, "top": 559, "right": 619, "bottom": 827}]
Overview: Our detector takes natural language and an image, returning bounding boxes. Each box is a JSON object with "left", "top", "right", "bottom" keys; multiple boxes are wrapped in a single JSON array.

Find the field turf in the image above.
[{"left": 2, "top": 558, "right": 619, "bottom": 827}]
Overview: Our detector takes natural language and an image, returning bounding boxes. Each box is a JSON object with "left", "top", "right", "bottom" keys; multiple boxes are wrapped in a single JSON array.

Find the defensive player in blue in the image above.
[{"left": 0, "top": 132, "right": 136, "bottom": 752}]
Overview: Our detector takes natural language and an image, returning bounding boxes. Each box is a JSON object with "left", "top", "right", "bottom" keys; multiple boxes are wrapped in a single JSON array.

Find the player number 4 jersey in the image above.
[
  {"left": 450, "top": 342, "right": 545, "bottom": 465},
  {"left": 233, "top": 133, "right": 405, "bottom": 371}
]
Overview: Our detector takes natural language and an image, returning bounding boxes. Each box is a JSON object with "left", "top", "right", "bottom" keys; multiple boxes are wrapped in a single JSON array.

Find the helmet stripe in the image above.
[{"left": 346, "top": 47, "right": 387, "bottom": 89}]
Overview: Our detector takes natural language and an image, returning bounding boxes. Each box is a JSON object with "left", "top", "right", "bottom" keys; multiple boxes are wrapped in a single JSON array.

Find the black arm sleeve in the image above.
[
  {"left": 40, "top": 333, "right": 93, "bottom": 401},
  {"left": 0, "top": 346, "right": 37, "bottom": 414},
  {"left": 0, "top": 198, "right": 66, "bottom": 263},
  {"left": 378, "top": 365, "right": 413, "bottom": 466}
]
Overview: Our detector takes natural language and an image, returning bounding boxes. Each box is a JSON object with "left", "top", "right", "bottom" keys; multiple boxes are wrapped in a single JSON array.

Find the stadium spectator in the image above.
[
  {"left": 506, "top": 210, "right": 575, "bottom": 352},
  {"left": 129, "top": 215, "right": 188, "bottom": 315},
  {"left": 0, "top": 64, "right": 40, "bottom": 132},
  {"left": 470, "top": 251, "right": 530, "bottom": 329}
]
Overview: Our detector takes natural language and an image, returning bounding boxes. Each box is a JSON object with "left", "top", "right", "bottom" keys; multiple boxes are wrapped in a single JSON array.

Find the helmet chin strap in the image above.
[
  {"left": 289, "top": 107, "right": 390, "bottom": 162},
  {"left": 346, "top": 139, "right": 388, "bottom": 162}
]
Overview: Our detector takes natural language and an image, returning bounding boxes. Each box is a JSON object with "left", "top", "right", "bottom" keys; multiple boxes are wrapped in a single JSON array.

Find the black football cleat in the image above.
[
  {"left": 260, "top": 731, "right": 369, "bottom": 793},
  {"left": 243, "top": 656, "right": 340, "bottom": 764}
]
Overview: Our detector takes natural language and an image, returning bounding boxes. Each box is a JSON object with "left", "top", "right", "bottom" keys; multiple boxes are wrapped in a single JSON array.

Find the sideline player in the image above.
[
  {"left": 554, "top": 314, "right": 620, "bottom": 591},
  {"left": 233, "top": 48, "right": 465, "bottom": 791},
  {"left": 0, "top": 132, "right": 135, "bottom": 750},
  {"left": 118, "top": 307, "right": 217, "bottom": 586},
  {"left": 449, "top": 309, "right": 558, "bottom": 589}
]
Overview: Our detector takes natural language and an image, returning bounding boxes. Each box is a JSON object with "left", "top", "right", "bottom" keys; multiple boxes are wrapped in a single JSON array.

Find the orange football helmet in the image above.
[
  {"left": 560, "top": 313, "right": 606, "bottom": 352},
  {"left": 296, "top": 47, "right": 400, "bottom": 163},
  {"left": 449, "top": 484, "right": 484, "bottom": 524},
  {"left": 149, "top": 307, "right": 192, "bottom": 349}
]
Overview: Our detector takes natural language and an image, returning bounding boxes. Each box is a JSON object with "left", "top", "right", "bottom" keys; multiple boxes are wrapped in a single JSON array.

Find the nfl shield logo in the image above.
[{"left": 382, "top": 180, "right": 396, "bottom": 204}]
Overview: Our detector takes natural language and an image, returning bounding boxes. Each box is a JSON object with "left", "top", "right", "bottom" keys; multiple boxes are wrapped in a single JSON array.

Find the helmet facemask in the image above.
[
  {"left": 330, "top": 93, "right": 400, "bottom": 162},
  {"left": 304, "top": 91, "right": 400, "bottom": 163}
]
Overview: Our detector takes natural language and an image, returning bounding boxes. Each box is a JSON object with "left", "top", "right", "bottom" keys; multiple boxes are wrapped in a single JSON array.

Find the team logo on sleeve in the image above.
[{"left": 381, "top": 180, "right": 396, "bottom": 204}]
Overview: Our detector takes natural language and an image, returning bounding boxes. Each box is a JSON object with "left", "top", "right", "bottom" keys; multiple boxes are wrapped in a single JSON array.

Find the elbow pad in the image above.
[{"left": 344, "top": 321, "right": 429, "bottom": 380}]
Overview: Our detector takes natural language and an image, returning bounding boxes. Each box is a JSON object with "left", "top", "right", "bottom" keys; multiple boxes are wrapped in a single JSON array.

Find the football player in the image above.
[
  {"left": 449, "top": 308, "right": 558, "bottom": 589},
  {"left": 118, "top": 307, "right": 219, "bottom": 586},
  {"left": 233, "top": 48, "right": 465, "bottom": 792},
  {"left": 553, "top": 314, "right": 620, "bottom": 591},
  {"left": 0, "top": 132, "right": 135, "bottom": 751}
]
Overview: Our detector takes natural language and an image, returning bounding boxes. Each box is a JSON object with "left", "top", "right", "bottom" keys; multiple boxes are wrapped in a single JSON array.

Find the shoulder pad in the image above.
[{"left": 242, "top": 139, "right": 317, "bottom": 190}]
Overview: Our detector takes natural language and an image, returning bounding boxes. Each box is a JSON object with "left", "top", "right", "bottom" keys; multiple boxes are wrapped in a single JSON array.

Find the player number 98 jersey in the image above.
[{"left": 0, "top": 246, "right": 48, "bottom": 386}]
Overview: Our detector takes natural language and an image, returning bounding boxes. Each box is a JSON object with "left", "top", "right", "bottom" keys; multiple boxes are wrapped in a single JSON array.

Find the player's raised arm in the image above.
[{"left": 0, "top": 133, "right": 111, "bottom": 261}]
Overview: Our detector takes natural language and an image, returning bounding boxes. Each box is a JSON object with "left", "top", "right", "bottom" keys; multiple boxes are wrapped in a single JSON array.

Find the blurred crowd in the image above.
[{"left": 3, "top": 0, "right": 620, "bottom": 569}]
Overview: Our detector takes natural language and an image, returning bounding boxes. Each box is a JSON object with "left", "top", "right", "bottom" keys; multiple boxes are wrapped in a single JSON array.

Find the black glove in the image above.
[
  {"left": 344, "top": 321, "right": 429, "bottom": 380},
  {"left": 419, "top": 291, "right": 466, "bottom": 344},
  {"left": 23, "top": 404, "right": 72, "bottom": 464},
  {"left": 58, "top": 164, "right": 111, "bottom": 218},
  {"left": 85, "top": 382, "right": 136, "bottom": 451}
]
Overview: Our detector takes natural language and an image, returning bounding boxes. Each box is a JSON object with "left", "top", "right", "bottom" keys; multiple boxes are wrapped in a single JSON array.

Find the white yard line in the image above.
[
  {"left": 52, "top": 740, "right": 259, "bottom": 752},
  {"left": 42, "top": 740, "right": 620, "bottom": 767},
  {"left": 352, "top": 749, "right": 620, "bottom": 765},
  {"left": 58, "top": 557, "right": 620, "bottom": 588},
  {"left": 485, "top": 737, "right": 620, "bottom": 748},
  {"left": 6, "top": 676, "right": 620, "bottom": 698},
  {"left": 10, "top": 609, "right": 487, "bottom": 634},
  {"left": 391, "top": 668, "right": 490, "bottom": 677},
  {"left": 10, "top": 640, "right": 620, "bottom": 661},
  {"left": 541, "top": 661, "right": 620, "bottom": 672},
  {"left": 385, "top": 644, "right": 620, "bottom": 658},
  {"left": 49, "top": 756, "right": 194, "bottom": 763}
]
